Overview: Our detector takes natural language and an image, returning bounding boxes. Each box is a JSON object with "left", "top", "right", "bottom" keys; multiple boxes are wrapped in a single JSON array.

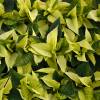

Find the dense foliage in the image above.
[{"left": 0, "top": 0, "right": 100, "bottom": 100}]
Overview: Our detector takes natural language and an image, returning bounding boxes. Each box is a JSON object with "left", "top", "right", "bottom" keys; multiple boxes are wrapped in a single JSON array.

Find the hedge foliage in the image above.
[{"left": 0, "top": 0, "right": 100, "bottom": 100}]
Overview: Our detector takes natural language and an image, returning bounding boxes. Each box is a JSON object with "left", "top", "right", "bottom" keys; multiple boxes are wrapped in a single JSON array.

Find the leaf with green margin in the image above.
[
  {"left": 94, "top": 71, "right": 100, "bottom": 81},
  {"left": 85, "top": 28, "right": 92, "bottom": 42},
  {"left": 15, "top": 24, "right": 27, "bottom": 35},
  {"left": 27, "top": 9, "right": 38, "bottom": 22},
  {"left": 30, "top": 43, "right": 52, "bottom": 57},
  {"left": 16, "top": 35, "right": 28, "bottom": 49},
  {"left": 5, "top": 53, "right": 17, "bottom": 68},
  {"left": 17, "top": 63, "right": 32, "bottom": 74},
  {"left": 34, "top": 55, "right": 43, "bottom": 65},
  {"left": 66, "top": 6, "right": 79, "bottom": 34},
  {"left": 0, "top": 29, "right": 15, "bottom": 40},
  {"left": 27, "top": 71, "right": 45, "bottom": 97},
  {"left": 87, "top": 52, "right": 96, "bottom": 65},
  {"left": 41, "top": 74, "right": 60, "bottom": 89},
  {"left": 57, "top": 55, "right": 67, "bottom": 72},
  {"left": 36, "top": 68, "right": 55, "bottom": 74},
  {"left": 87, "top": 9, "right": 100, "bottom": 22},
  {"left": 65, "top": 71, "right": 92, "bottom": 87},
  {"left": 19, "top": 80, "right": 33, "bottom": 100},
  {"left": 37, "top": 20, "right": 49, "bottom": 38},
  {"left": 0, "top": 45, "right": 9, "bottom": 57},
  {"left": 78, "top": 40, "right": 93, "bottom": 50},
  {"left": 76, "top": 52, "right": 87, "bottom": 62},
  {"left": 47, "top": 26, "right": 58, "bottom": 51}
]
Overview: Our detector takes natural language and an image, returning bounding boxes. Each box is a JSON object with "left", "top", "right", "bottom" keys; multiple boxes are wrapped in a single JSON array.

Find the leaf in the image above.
[
  {"left": 17, "top": 63, "right": 32, "bottom": 74},
  {"left": 94, "top": 71, "right": 100, "bottom": 81},
  {"left": 65, "top": 72, "right": 92, "bottom": 87},
  {"left": 37, "top": 20, "right": 49, "bottom": 38},
  {"left": 41, "top": 75, "right": 60, "bottom": 89},
  {"left": 0, "top": 45, "right": 9, "bottom": 57},
  {"left": 0, "top": 88, "right": 3, "bottom": 100},
  {"left": 36, "top": 68, "right": 55, "bottom": 74},
  {"left": 15, "top": 24, "right": 27, "bottom": 35},
  {"left": 16, "top": 35, "right": 28, "bottom": 49},
  {"left": 87, "top": 9, "right": 100, "bottom": 22},
  {"left": 78, "top": 89, "right": 86, "bottom": 100},
  {"left": 0, "top": 29, "right": 15, "bottom": 40},
  {"left": 66, "top": 6, "right": 79, "bottom": 34},
  {"left": 30, "top": 43, "right": 52, "bottom": 57},
  {"left": 47, "top": 26, "right": 58, "bottom": 51},
  {"left": 87, "top": 52, "right": 96, "bottom": 65},
  {"left": 34, "top": 55, "right": 43, "bottom": 65},
  {"left": 57, "top": 55, "right": 67, "bottom": 72},
  {"left": 76, "top": 52, "right": 87, "bottom": 62},
  {"left": 78, "top": 40, "right": 93, "bottom": 50},
  {"left": 85, "top": 28, "right": 92, "bottom": 42},
  {"left": 63, "top": 27, "right": 75, "bottom": 42},
  {"left": 27, "top": 71, "right": 45, "bottom": 97},
  {"left": 27, "top": 9, "right": 38, "bottom": 22},
  {"left": 5, "top": 53, "right": 17, "bottom": 68}
]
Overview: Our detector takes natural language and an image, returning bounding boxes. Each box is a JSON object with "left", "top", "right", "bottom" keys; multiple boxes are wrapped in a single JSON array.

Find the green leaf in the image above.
[
  {"left": 47, "top": 26, "right": 58, "bottom": 51},
  {"left": 94, "top": 71, "right": 100, "bottom": 81},
  {"left": 5, "top": 53, "right": 17, "bottom": 68},
  {"left": 66, "top": 6, "right": 79, "bottom": 34},
  {"left": 27, "top": 9, "right": 38, "bottom": 22},
  {"left": 30, "top": 43, "right": 52, "bottom": 57},
  {"left": 87, "top": 9, "right": 100, "bottom": 22},
  {"left": 87, "top": 52, "right": 96, "bottom": 65},
  {"left": 34, "top": 55, "right": 43, "bottom": 65},
  {"left": 37, "top": 20, "right": 49, "bottom": 38},
  {"left": 0, "top": 29, "right": 15, "bottom": 40},
  {"left": 0, "top": 45, "right": 9, "bottom": 57},
  {"left": 36, "top": 68, "right": 55, "bottom": 74},
  {"left": 15, "top": 24, "right": 27, "bottom": 35},
  {"left": 57, "top": 55, "right": 67, "bottom": 72},
  {"left": 78, "top": 40, "right": 93, "bottom": 50},
  {"left": 16, "top": 35, "right": 28, "bottom": 49},
  {"left": 41, "top": 75, "right": 60, "bottom": 89},
  {"left": 65, "top": 71, "right": 92, "bottom": 87},
  {"left": 85, "top": 28, "right": 92, "bottom": 42}
]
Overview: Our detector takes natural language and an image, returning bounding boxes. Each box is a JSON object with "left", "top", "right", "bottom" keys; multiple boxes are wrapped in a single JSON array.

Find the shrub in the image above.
[{"left": 0, "top": 0, "right": 100, "bottom": 100}]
